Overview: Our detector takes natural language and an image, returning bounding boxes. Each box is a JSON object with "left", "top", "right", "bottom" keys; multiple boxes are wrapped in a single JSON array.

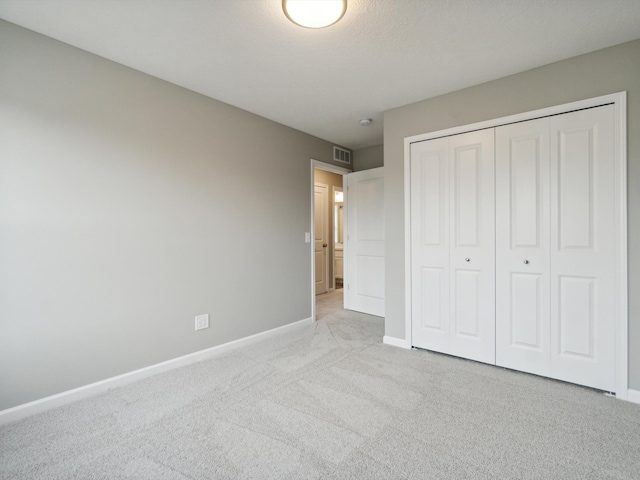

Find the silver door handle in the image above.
[
  {"left": 465, "top": 258, "right": 470, "bottom": 262},
  {"left": 524, "top": 260, "right": 529, "bottom": 264}
]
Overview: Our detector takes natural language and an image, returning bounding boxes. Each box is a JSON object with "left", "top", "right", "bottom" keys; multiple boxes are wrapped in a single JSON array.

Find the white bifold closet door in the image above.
[
  {"left": 496, "top": 105, "right": 616, "bottom": 392},
  {"left": 495, "top": 118, "right": 551, "bottom": 377},
  {"left": 549, "top": 106, "right": 616, "bottom": 391},
  {"left": 411, "top": 129, "right": 495, "bottom": 364}
]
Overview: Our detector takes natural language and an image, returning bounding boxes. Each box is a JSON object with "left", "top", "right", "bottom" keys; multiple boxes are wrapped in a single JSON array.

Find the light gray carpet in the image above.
[{"left": 1, "top": 289, "right": 639, "bottom": 479}]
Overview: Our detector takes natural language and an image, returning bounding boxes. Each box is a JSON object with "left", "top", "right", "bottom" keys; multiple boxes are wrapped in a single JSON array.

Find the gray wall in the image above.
[
  {"left": 383, "top": 39, "right": 640, "bottom": 390},
  {"left": 0, "top": 21, "right": 343, "bottom": 410},
  {"left": 353, "top": 144, "right": 383, "bottom": 171}
]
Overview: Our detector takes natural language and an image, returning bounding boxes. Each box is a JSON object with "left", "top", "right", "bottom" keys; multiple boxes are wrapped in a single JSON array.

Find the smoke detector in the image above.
[{"left": 359, "top": 118, "right": 373, "bottom": 126}]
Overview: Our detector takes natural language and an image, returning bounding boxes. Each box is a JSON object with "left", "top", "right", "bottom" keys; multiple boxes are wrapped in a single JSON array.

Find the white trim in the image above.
[
  {"left": 0, "top": 317, "right": 313, "bottom": 425},
  {"left": 383, "top": 335, "right": 411, "bottom": 349},
  {"left": 626, "top": 389, "right": 640, "bottom": 404},
  {"left": 614, "top": 92, "right": 628, "bottom": 399},
  {"left": 403, "top": 133, "right": 413, "bottom": 356},
  {"left": 403, "top": 92, "right": 628, "bottom": 396},
  {"left": 312, "top": 159, "right": 352, "bottom": 175},
  {"left": 311, "top": 159, "right": 351, "bottom": 319},
  {"left": 404, "top": 92, "right": 625, "bottom": 145},
  {"left": 342, "top": 174, "right": 349, "bottom": 310}
]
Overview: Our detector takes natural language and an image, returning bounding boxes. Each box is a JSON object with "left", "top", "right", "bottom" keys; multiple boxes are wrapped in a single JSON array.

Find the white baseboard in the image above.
[
  {"left": 626, "top": 389, "right": 640, "bottom": 404},
  {"left": 0, "top": 317, "right": 313, "bottom": 426},
  {"left": 383, "top": 335, "right": 411, "bottom": 349}
]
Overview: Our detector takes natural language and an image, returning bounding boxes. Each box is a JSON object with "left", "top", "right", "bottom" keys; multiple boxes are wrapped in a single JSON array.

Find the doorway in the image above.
[{"left": 311, "top": 160, "right": 351, "bottom": 320}]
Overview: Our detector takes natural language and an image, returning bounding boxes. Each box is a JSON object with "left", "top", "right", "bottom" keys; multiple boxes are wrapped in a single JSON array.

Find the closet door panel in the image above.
[
  {"left": 454, "top": 270, "right": 481, "bottom": 336},
  {"left": 449, "top": 130, "right": 495, "bottom": 364},
  {"left": 550, "top": 105, "right": 616, "bottom": 392},
  {"left": 495, "top": 119, "right": 550, "bottom": 376},
  {"left": 410, "top": 138, "right": 450, "bottom": 352},
  {"left": 509, "top": 273, "right": 543, "bottom": 346},
  {"left": 558, "top": 276, "right": 595, "bottom": 357}
]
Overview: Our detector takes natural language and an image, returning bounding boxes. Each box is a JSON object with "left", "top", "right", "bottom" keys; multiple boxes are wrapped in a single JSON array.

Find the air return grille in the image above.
[{"left": 333, "top": 146, "right": 351, "bottom": 165}]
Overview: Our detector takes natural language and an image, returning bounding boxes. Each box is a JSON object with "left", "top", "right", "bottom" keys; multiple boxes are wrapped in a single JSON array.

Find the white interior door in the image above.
[
  {"left": 345, "top": 167, "right": 384, "bottom": 317},
  {"left": 496, "top": 118, "right": 551, "bottom": 376},
  {"left": 411, "top": 130, "right": 495, "bottom": 364},
  {"left": 549, "top": 105, "right": 616, "bottom": 391},
  {"left": 314, "top": 183, "right": 328, "bottom": 295}
]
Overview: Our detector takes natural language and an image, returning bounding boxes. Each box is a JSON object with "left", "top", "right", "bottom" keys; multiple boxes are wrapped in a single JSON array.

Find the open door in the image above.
[{"left": 345, "top": 167, "right": 385, "bottom": 317}]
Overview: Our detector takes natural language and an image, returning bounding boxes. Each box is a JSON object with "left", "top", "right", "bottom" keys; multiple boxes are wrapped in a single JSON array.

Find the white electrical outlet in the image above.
[{"left": 195, "top": 314, "right": 209, "bottom": 331}]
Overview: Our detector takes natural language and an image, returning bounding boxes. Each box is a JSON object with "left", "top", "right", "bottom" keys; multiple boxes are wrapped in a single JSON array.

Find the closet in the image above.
[{"left": 410, "top": 103, "right": 618, "bottom": 392}]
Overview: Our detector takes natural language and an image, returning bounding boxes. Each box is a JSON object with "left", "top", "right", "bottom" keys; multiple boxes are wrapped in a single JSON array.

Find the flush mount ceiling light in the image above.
[
  {"left": 359, "top": 118, "right": 373, "bottom": 126},
  {"left": 283, "top": 0, "right": 347, "bottom": 29}
]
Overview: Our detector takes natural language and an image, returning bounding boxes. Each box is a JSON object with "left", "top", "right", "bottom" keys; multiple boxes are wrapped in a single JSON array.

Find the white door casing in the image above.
[
  {"left": 346, "top": 167, "right": 385, "bottom": 317},
  {"left": 314, "top": 183, "right": 329, "bottom": 295},
  {"left": 495, "top": 118, "right": 551, "bottom": 377},
  {"left": 411, "top": 130, "right": 495, "bottom": 364}
]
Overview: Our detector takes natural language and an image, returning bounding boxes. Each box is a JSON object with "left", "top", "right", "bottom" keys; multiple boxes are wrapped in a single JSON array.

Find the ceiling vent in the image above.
[{"left": 333, "top": 146, "right": 351, "bottom": 165}]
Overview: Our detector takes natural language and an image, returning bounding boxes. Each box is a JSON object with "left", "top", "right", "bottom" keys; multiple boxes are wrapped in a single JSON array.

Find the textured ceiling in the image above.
[{"left": 1, "top": 0, "right": 640, "bottom": 149}]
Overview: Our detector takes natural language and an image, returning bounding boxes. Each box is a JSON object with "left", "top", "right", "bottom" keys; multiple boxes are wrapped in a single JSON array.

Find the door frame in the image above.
[
  {"left": 310, "top": 160, "right": 352, "bottom": 321},
  {"left": 402, "top": 92, "right": 628, "bottom": 399},
  {"left": 314, "top": 181, "right": 330, "bottom": 295}
]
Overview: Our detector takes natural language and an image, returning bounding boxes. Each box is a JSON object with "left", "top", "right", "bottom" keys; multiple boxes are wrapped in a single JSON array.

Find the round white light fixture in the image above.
[
  {"left": 283, "top": 0, "right": 347, "bottom": 29},
  {"left": 359, "top": 118, "right": 373, "bottom": 126}
]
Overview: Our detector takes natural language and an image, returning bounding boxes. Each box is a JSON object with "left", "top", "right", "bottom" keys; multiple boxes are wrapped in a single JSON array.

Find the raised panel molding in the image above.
[
  {"left": 510, "top": 273, "right": 542, "bottom": 349},
  {"left": 420, "top": 267, "right": 445, "bottom": 331},
  {"left": 420, "top": 151, "right": 445, "bottom": 246},
  {"left": 355, "top": 177, "right": 384, "bottom": 242},
  {"left": 558, "top": 128, "right": 594, "bottom": 250},
  {"left": 355, "top": 255, "right": 385, "bottom": 299},
  {"left": 558, "top": 276, "right": 595, "bottom": 358},
  {"left": 511, "top": 136, "right": 541, "bottom": 248},
  {"left": 454, "top": 269, "right": 481, "bottom": 337},
  {"left": 454, "top": 145, "right": 481, "bottom": 247}
]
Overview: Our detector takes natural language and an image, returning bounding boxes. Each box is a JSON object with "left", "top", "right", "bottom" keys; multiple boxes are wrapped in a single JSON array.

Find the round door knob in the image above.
[
  {"left": 524, "top": 260, "right": 529, "bottom": 264},
  {"left": 323, "top": 243, "right": 328, "bottom": 247},
  {"left": 465, "top": 258, "right": 470, "bottom": 262}
]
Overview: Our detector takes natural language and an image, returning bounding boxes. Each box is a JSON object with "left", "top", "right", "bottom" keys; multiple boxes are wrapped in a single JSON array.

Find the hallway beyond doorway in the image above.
[{"left": 316, "top": 289, "right": 344, "bottom": 321}]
